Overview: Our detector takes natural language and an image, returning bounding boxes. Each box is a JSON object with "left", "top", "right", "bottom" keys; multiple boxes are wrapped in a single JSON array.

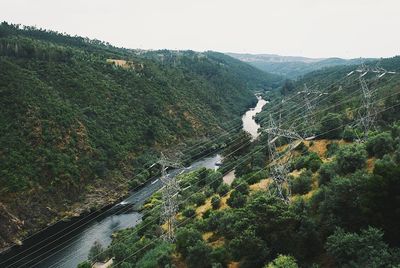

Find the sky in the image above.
[{"left": 1, "top": 0, "right": 399, "bottom": 58}]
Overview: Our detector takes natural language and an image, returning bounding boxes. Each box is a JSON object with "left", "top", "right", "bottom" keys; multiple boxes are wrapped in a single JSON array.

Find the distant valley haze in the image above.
[{"left": 1, "top": 0, "right": 400, "bottom": 59}]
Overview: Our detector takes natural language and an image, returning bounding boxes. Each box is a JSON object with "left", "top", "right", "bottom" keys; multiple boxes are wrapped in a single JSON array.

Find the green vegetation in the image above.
[
  {"left": 99, "top": 57, "right": 400, "bottom": 268},
  {"left": 0, "top": 22, "right": 282, "bottom": 249}
]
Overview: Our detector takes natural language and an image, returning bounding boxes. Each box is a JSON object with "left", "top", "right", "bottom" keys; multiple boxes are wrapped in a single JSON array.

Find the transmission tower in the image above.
[
  {"left": 297, "top": 84, "right": 327, "bottom": 138},
  {"left": 157, "top": 152, "right": 182, "bottom": 242},
  {"left": 348, "top": 64, "right": 396, "bottom": 141},
  {"left": 265, "top": 115, "right": 303, "bottom": 202}
]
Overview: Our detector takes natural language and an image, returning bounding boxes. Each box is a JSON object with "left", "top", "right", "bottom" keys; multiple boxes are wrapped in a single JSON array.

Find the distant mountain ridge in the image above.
[{"left": 227, "top": 52, "right": 374, "bottom": 78}]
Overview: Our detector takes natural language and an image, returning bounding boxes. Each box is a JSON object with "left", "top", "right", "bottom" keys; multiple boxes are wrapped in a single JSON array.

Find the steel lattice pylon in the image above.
[
  {"left": 347, "top": 64, "right": 396, "bottom": 141},
  {"left": 265, "top": 115, "right": 303, "bottom": 202},
  {"left": 297, "top": 84, "right": 327, "bottom": 138},
  {"left": 157, "top": 153, "right": 182, "bottom": 242}
]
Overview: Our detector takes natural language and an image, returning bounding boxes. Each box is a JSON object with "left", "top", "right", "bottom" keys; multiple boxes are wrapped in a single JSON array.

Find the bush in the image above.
[
  {"left": 77, "top": 261, "right": 92, "bottom": 268},
  {"left": 135, "top": 242, "right": 173, "bottom": 268},
  {"left": 290, "top": 170, "right": 313, "bottom": 195},
  {"left": 227, "top": 190, "right": 247, "bottom": 208},
  {"left": 217, "top": 183, "right": 230, "bottom": 196},
  {"left": 292, "top": 152, "right": 322, "bottom": 172},
  {"left": 191, "top": 192, "right": 207, "bottom": 207},
  {"left": 211, "top": 195, "right": 221, "bottom": 210},
  {"left": 176, "top": 227, "right": 203, "bottom": 257},
  {"left": 206, "top": 171, "right": 224, "bottom": 191},
  {"left": 342, "top": 126, "right": 357, "bottom": 142},
  {"left": 211, "top": 246, "right": 230, "bottom": 267},
  {"left": 366, "top": 132, "right": 394, "bottom": 158},
  {"left": 183, "top": 206, "right": 196, "bottom": 218},
  {"left": 326, "top": 142, "right": 339, "bottom": 157},
  {"left": 336, "top": 144, "right": 367, "bottom": 174},
  {"left": 319, "top": 113, "right": 343, "bottom": 139},
  {"left": 318, "top": 162, "right": 336, "bottom": 186},
  {"left": 326, "top": 227, "right": 398, "bottom": 267},
  {"left": 231, "top": 178, "right": 249, "bottom": 195},
  {"left": 186, "top": 241, "right": 213, "bottom": 268},
  {"left": 266, "top": 254, "right": 299, "bottom": 268}
]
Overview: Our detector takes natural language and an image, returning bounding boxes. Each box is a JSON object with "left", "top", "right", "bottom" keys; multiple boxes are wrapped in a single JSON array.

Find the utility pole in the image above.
[
  {"left": 157, "top": 152, "right": 182, "bottom": 242},
  {"left": 265, "top": 115, "right": 303, "bottom": 202}
]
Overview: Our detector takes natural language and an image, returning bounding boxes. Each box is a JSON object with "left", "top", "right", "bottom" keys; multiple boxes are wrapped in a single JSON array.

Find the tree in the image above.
[
  {"left": 336, "top": 144, "right": 367, "bottom": 174},
  {"left": 228, "top": 228, "right": 269, "bottom": 266},
  {"left": 326, "top": 227, "right": 399, "bottom": 268},
  {"left": 135, "top": 242, "right": 173, "bottom": 268},
  {"left": 176, "top": 227, "right": 203, "bottom": 257},
  {"left": 318, "top": 162, "right": 336, "bottom": 186},
  {"left": 217, "top": 183, "right": 230, "bottom": 196},
  {"left": 290, "top": 170, "right": 313, "bottom": 195},
  {"left": 77, "top": 261, "right": 91, "bottom": 268},
  {"left": 342, "top": 126, "right": 357, "bottom": 142},
  {"left": 231, "top": 178, "right": 249, "bottom": 195},
  {"left": 183, "top": 206, "right": 196, "bottom": 218},
  {"left": 186, "top": 240, "right": 213, "bottom": 268},
  {"left": 206, "top": 171, "right": 224, "bottom": 191},
  {"left": 191, "top": 192, "right": 206, "bottom": 207},
  {"left": 227, "top": 190, "right": 247, "bottom": 208},
  {"left": 265, "top": 255, "right": 298, "bottom": 268},
  {"left": 366, "top": 132, "right": 394, "bottom": 157},
  {"left": 319, "top": 113, "right": 343, "bottom": 139},
  {"left": 211, "top": 195, "right": 221, "bottom": 210},
  {"left": 210, "top": 246, "right": 231, "bottom": 267}
]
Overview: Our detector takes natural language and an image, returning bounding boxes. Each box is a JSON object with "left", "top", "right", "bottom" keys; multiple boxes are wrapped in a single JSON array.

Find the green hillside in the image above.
[
  {"left": 0, "top": 22, "right": 282, "bottom": 250},
  {"left": 99, "top": 58, "right": 400, "bottom": 268},
  {"left": 227, "top": 52, "right": 371, "bottom": 79}
]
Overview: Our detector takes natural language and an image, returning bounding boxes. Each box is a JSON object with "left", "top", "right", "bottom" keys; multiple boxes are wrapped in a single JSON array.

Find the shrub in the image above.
[
  {"left": 318, "top": 162, "right": 336, "bottom": 186},
  {"left": 77, "top": 261, "right": 91, "bottom": 268},
  {"left": 231, "top": 178, "right": 249, "bottom": 195},
  {"left": 266, "top": 254, "right": 299, "bottom": 268},
  {"left": 183, "top": 206, "right": 196, "bottom": 218},
  {"left": 366, "top": 132, "right": 394, "bottom": 158},
  {"left": 290, "top": 170, "right": 313, "bottom": 195},
  {"left": 191, "top": 192, "right": 206, "bottom": 207},
  {"left": 320, "top": 113, "right": 343, "bottom": 139},
  {"left": 206, "top": 171, "right": 224, "bottom": 191},
  {"left": 211, "top": 195, "right": 221, "bottom": 210},
  {"left": 135, "top": 242, "right": 173, "bottom": 268},
  {"left": 336, "top": 144, "right": 367, "bottom": 174},
  {"left": 292, "top": 152, "right": 322, "bottom": 172},
  {"left": 326, "top": 142, "right": 339, "bottom": 157},
  {"left": 176, "top": 227, "right": 203, "bottom": 257},
  {"left": 217, "top": 183, "right": 230, "bottom": 196},
  {"left": 227, "top": 190, "right": 247, "bottom": 208},
  {"left": 211, "top": 246, "right": 231, "bottom": 267},
  {"left": 342, "top": 126, "right": 357, "bottom": 142},
  {"left": 326, "top": 227, "right": 398, "bottom": 267},
  {"left": 186, "top": 241, "right": 212, "bottom": 268}
]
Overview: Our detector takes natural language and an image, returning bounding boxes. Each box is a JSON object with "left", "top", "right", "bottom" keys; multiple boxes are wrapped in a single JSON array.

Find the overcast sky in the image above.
[{"left": 1, "top": 0, "right": 399, "bottom": 58}]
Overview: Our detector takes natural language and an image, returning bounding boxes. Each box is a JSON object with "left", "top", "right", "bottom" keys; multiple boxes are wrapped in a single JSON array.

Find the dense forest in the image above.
[
  {"left": 0, "top": 22, "right": 283, "bottom": 250},
  {"left": 88, "top": 57, "right": 400, "bottom": 267}
]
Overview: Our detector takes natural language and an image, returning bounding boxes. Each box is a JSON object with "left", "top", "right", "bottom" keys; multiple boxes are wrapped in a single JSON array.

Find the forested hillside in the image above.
[
  {"left": 96, "top": 57, "right": 400, "bottom": 267},
  {"left": 227, "top": 52, "right": 370, "bottom": 79},
  {"left": 0, "top": 22, "right": 282, "bottom": 250}
]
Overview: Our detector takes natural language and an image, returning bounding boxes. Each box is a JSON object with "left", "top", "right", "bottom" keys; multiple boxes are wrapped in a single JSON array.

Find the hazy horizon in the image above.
[{"left": 1, "top": 0, "right": 399, "bottom": 59}]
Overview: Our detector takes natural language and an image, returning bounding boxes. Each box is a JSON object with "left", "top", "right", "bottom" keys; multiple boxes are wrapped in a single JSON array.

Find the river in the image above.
[{"left": 0, "top": 96, "right": 266, "bottom": 268}]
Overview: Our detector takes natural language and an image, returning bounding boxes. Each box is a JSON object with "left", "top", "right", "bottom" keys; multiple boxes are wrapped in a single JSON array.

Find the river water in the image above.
[{"left": 0, "top": 97, "right": 266, "bottom": 268}]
